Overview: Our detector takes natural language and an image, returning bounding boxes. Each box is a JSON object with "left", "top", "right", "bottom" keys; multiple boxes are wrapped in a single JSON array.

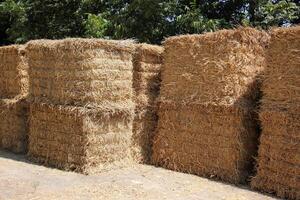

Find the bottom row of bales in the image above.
[{"left": 24, "top": 40, "right": 163, "bottom": 173}]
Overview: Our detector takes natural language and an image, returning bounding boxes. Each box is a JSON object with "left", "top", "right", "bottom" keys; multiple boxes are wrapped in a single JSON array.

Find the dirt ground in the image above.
[{"left": 0, "top": 150, "right": 279, "bottom": 200}]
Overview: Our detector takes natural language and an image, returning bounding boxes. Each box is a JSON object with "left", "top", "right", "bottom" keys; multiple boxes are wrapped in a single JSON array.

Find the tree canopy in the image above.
[{"left": 0, "top": 0, "right": 299, "bottom": 45}]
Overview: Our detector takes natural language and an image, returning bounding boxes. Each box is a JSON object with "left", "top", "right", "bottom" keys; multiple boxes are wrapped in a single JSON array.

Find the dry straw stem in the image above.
[
  {"left": 0, "top": 45, "right": 29, "bottom": 98},
  {"left": 0, "top": 96, "right": 29, "bottom": 153},
  {"left": 26, "top": 38, "right": 136, "bottom": 110},
  {"left": 132, "top": 44, "right": 163, "bottom": 163},
  {"left": 152, "top": 27, "right": 269, "bottom": 184},
  {"left": 28, "top": 103, "right": 134, "bottom": 174},
  {"left": 251, "top": 26, "right": 300, "bottom": 200}
]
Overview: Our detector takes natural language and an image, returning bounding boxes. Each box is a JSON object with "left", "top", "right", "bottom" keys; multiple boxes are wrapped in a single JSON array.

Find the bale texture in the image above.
[
  {"left": 0, "top": 45, "right": 28, "bottom": 98},
  {"left": 0, "top": 97, "right": 28, "bottom": 153},
  {"left": 132, "top": 44, "right": 163, "bottom": 163},
  {"left": 28, "top": 103, "right": 134, "bottom": 174},
  {"left": 26, "top": 39, "right": 135, "bottom": 109},
  {"left": 159, "top": 28, "right": 269, "bottom": 106},
  {"left": 251, "top": 26, "right": 300, "bottom": 200},
  {"left": 152, "top": 28, "right": 269, "bottom": 184}
]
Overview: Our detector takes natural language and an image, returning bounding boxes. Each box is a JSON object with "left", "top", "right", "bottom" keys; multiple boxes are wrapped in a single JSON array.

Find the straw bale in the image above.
[
  {"left": 152, "top": 103, "right": 259, "bottom": 183},
  {"left": 28, "top": 103, "right": 134, "bottom": 174},
  {"left": 0, "top": 45, "right": 28, "bottom": 98},
  {"left": 152, "top": 28, "right": 269, "bottom": 184},
  {"left": 259, "top": 26, "right": 300, "bottom": 110},
  {"left": 251, "top": 109, "right": 300, "bottom": 199},
  {"left": 251, "top": 26, "right": 300, "bottom": 200},
  {"left": 160, "top": 27, "right": 269, "bottom": 106},
  {"left": 131, "top": 44, "right": 163, "bottom": 163},
  {"left": 0, "top": 97, "right": 28, "bottom": 153},
  {"left": 26, "top": 38, "right": 135, "bottom": 109}
]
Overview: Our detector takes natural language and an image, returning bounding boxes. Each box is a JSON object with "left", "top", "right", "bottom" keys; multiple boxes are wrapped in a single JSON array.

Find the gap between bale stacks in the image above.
[
  {"left": 26, "top": 39, "right": 136, "bottom": 174},
  {"left": 251, "top": 26, "right": 300, "bottom": 200},
  {"left": 132, "top": 44, "right": 163, "bottom": 163},
  {"left": 0, "top": 45, "right": 28, "bottom": 99},
  {"left": 152, "top": 28, "right": 269, "bottom": 184}
]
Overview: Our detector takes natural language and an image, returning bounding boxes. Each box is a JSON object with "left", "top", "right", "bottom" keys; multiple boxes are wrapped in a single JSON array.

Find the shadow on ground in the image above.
[{"left": 0, "top": 150, "right": 279, "bottom": 200}]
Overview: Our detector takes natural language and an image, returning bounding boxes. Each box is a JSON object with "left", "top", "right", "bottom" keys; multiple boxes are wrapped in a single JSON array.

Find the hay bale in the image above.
[
  {"left": 26, "top": 39, "right": 135, "bottom": 109},
  {"left": 159, "top": 28, "right": 269, "bottom": 106},
  {"left": 0, "top": 97, "right": 28, "bottom": 153},
  {"left": 0, "top": 45, "right": 28, "bottom": 98},
  {"left": 132, "top": 44, "right": 163, "bottom": 163},
  {"left": 152, "top": 28, "right": 269, "bottom": 184},
  {"left": 251, "top": 26, "right": 300, "bottom": 200},
  {"left": 28, "top": 103, "right": 134, "bottom": 174}
]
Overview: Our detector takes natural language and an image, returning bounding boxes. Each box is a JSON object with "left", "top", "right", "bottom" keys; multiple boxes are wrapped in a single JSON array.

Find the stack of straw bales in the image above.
[
  {"left": 0, "top": 45, "right": 29, "bottom": 153},
  {"left": 251, "top": 27, "right": 300, "bottom": 199},
  {"left": 132, "top": 44, "right": 163, "bottom": 163},
  {"left": 152, "top": 28, "right": 269, "bottom": 184},
  {"left": 26, "top": 39, "right": 136, "bottom": 173}
]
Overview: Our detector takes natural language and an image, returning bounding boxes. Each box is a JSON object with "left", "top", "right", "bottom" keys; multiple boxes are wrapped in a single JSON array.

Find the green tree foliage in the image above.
[
  {"left": 109, "top": 0, "right": 168, "bottom": 43},
  {"left": 0, "top": 0, "right": 26, "bottom": 44},
  {"left": 0, "top": 0, "right": 299, "bottom": 45},
  {"left": 24, "top": 0, "right": 85, "bottom": 39},
  {"left": 253, "top": 0, "right": 299, "bottom": 28},
  {"left": 172, "top": 0, "right": 230, "bottom": 34},
  {"left": 84, "top": 13, "right": 109, "bottom": 38}
]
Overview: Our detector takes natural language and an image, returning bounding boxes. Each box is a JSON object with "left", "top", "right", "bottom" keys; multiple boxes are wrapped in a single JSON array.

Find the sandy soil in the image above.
[{"left": 0, "top": 150, "right": 279, "bottom": 200}]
